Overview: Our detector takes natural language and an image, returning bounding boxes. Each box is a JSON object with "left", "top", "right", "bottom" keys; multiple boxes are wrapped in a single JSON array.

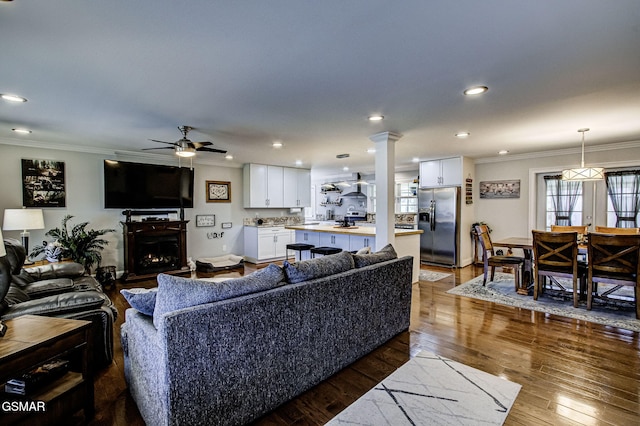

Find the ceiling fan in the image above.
[{"left": 144, "top": 126, "right": 227, "bottom": 157}]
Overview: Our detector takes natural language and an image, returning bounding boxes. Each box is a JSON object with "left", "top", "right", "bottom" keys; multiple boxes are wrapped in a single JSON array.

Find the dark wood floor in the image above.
[{"left": 81, "top": 262, "right": 639, "bottom": 425}]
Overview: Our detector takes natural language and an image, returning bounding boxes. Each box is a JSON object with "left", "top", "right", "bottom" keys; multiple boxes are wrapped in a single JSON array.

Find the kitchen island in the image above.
[{"left": 285, "top": 224, "right": 422, "bottom": 282}]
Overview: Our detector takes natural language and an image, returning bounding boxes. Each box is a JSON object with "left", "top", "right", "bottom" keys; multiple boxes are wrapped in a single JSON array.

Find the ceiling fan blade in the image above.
[
  {"left": 142, "top": 147, "right": 175, "bottom": 151},
  {"left": 190, "top": 141, "right": 213, "bottom": 149},
  {"left": 197, "top": 146, "right": 227, "bottom": 154},
  {"left": 149, "top": 139, "right": 178, "bottom": 146}
]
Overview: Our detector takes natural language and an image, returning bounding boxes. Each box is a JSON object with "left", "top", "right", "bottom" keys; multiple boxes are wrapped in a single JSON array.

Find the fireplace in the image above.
[{"left": 122, "top": 220, "right": 189, "bottom": 282}]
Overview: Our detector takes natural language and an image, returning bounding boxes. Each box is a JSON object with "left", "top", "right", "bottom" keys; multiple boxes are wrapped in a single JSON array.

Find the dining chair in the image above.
[
  {"left": 587, "top": 233, "right": 640, "bottom": 319},
  {"left": 474, "top": 225, "right": 525, "bottom": 289},
  {"left": 532, "top": 230, "right": 583, "bottom": 307},
  {"left": 594, "top": 226, "right": 640, "bottom": 235}
]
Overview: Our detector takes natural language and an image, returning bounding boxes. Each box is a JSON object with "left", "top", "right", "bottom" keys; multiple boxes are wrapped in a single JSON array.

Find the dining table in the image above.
[{"left": 493, "top": 236, "right": 587, "bottom": 295}]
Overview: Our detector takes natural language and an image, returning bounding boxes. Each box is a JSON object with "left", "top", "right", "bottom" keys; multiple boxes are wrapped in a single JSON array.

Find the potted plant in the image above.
[{"left": 31, "top": 215, "right": 116, "bottom": 274}]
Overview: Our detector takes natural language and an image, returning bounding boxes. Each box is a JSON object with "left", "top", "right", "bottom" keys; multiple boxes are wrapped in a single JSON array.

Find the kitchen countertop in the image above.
[{"left": 285, "top": 224, "right": 423, "bottom": 236}]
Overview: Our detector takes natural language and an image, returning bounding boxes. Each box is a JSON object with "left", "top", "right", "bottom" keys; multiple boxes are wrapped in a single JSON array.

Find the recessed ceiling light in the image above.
[
  {"left": 463, "top": 86, "right": 488, "bottom": 96},
  {"left": 455, "top": 132, "right": 470, "bottom": 138},
  {"left": 366, "top": 148, "right": 376, "bottom": 154},
  {"left": 412, "top": 157, "right": 420, "bottom": 163},
  {"left": 225, "top": 154, "right": 233, "bottom": 160},
  {"left": 343, "top": 166, "right": 349, "bottom": 171},
  {"left": 295, "top": 160, "right": 302, "bottom": 166},
  {"left": 1, "top": 93, "right": 27, "bottom": 102},
  {"left": 272, "top": 141, "right": 283, "bottom": 148},
  {"left": 498, "top": 150, "right": 509, "bottom": 155},
  {"left": 12, "top": 128, "right": 32, "bottom": 134},
  {"left": 368, "top": 115, "right": 384, "bottom": 122}
]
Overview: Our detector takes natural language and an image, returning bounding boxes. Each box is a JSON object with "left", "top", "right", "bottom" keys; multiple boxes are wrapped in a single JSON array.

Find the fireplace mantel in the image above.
[{"left": 122, "top": 220, "right": 190, "bottom": 282}]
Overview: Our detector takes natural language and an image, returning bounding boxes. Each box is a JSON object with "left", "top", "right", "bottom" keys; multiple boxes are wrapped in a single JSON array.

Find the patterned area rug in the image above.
[
  {"left": 447, "top": 273, "right": 640, "bottom": 332},
  {"left": 327, "top": 350, "right": 521, "bottom": 425},
  {"left": 419, "top": 271, "right": 452, "bottom": 282}
]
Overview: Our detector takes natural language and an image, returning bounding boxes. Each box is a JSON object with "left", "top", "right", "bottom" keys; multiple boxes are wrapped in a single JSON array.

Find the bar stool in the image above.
[
  {"left": 286, "top": 243, "right": 315, "bottom": 261},
  {"left": 310, "top": 246, "right": 342, "bottom": 258}
]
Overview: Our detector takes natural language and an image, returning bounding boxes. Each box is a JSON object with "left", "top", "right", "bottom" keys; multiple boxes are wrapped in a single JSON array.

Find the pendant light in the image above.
[{"left": 561, "top": 128, "right": 604, "bottom": 181}]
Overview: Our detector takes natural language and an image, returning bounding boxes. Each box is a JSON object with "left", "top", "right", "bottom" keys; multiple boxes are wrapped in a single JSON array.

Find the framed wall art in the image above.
[
  {"left": 479, "top": 180, "right": 520, "bottom": 199},
  {"left": 196, "top": 214, "right": 216, "bottom": 227},
  {"left": 206, "top": 181, "right": 231, "bottom": 203},
  {"left": 22, "top": 159, "right": 66, "bottom": 207}
]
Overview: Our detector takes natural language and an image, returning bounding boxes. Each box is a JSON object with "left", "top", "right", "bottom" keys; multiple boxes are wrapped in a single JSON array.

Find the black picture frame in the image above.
[{"left": 22, "top": 159, "right": 66, "bottom": 207}]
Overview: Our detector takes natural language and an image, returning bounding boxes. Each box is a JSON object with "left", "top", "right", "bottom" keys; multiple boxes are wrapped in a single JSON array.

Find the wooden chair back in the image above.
[
  {"left": 594, "top": 226, "right": 640, "bottom": 235},
  {"left": 551, "top": 225, "right": 588, "bottom": 235},
  {"left": 532, "top": 230, "right": 579, "bottom": 306},
  {"left": 474, "top": 225, "right": 494, "bottom": 255},
  {"left": 587, "top": 233, "right": 640, "bottom": 318}
]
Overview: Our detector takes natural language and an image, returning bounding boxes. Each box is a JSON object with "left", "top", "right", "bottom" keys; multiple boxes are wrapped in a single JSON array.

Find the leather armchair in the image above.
[{"left": 1, "top": 238, "right": 117, "bottom": 368}]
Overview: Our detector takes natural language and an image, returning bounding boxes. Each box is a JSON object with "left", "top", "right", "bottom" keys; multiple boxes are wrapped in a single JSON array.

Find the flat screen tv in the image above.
[{"left": 104, "top": 160, "right": 194, "bottom": 209}]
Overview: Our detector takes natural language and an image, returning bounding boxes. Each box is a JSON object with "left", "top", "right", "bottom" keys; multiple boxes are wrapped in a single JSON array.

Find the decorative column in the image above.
[{"left": 369, "top": 131, "right": 403, "bottom": 251}]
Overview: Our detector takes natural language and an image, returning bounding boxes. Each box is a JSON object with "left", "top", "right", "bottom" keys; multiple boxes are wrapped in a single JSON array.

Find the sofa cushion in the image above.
[
  {"left": 10, "top": 269, "right": 36, "bottom": 288},
  {"left": 24, "top": 278, "right": 75, "bottom": 298},
  {"left": 352, "top": 243, "right": 398, "bottom": 268},
  {"left": 0, "top": 284, "right": 30, "bottom": 314},
  {"left": 153, "top": 264, "right": 285, "bottom": 329},
  {"left": 121, "top": 287, "right": 158, "bottom": 316},
  {"left": 0, "top": 290, "right": 107, "bottom": 320},
  {"left": 283, "top": 250, "right": 355, "bottom": 284}
]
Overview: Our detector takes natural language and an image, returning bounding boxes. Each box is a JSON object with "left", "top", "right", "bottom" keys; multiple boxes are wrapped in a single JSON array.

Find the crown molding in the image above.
[{"left": 474, "top": 139, "right": 640, "bottom": 164}]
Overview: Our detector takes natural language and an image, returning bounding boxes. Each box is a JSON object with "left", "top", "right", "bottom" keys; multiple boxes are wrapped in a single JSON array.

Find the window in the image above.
[
  {"left": 544, "top": 175, "right": 583, "bottom": 229},
  {"left": 395, "top": 182, "right": 418, "bottom": 213},
  {"left": 605, "top": 170, "right": 640, "bottom": 227}
]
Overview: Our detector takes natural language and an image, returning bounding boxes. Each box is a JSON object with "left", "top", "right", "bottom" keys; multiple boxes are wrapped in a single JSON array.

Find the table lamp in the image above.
[{"left": 2, "top": 208, "right": 45, "bottom": 263}]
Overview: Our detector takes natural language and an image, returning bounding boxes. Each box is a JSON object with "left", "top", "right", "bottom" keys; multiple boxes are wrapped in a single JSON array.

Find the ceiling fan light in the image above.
[{"left": 175, "top": 146, "right": 196, "bottom": 157}]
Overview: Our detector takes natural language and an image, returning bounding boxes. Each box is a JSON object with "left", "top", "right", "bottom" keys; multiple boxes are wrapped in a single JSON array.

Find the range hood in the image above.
[{"left": 341, "top": 173, "right": 368, "bottom": 198}]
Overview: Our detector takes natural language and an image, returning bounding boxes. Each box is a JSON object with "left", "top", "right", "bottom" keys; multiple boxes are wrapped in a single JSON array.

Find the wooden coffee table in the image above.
[{"left": 0, "top": 315, "right": 93, "bottom": 425}]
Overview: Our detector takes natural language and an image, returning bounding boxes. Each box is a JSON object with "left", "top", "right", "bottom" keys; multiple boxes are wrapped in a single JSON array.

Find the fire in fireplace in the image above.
[{"left": 135, "top": 235, "right": 180, "bottom": 275}]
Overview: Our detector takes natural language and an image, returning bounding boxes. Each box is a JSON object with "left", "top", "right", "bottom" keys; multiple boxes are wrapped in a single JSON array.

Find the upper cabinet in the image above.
[
  {"left": 419, "top": 157, "right": 462, "bottom": 188},
  {"left": 244, "top": 163, "right": 311, "bottom": 208},
  {"left": 283, "top": 167, "right": 311, "bottom": 207}
]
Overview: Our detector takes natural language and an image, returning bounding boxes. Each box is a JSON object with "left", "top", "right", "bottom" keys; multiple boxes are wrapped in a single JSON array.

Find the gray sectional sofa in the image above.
[{"left": 121, "top": 246, "right": 413, "bottom": 426}]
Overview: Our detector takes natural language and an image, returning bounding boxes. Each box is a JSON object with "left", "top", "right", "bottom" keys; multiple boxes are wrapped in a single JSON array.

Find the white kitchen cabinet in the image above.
[
  {"left": 318, "top": 233, "right": 350, "bottom": 250},
  {"left": 349, "top": 235, "right": 376, "bottom": 251},
  {"left": 244, "top": 226, "right": 293, "bottom": 263},
  {"left": 243, "top": 164, "right": 284, "bottom": 208},
  {"left": 419, "top": 157, "right": 462, "bottom": 188},
  {"left": 283, "top": 167, "right": 311, "bottom": 207},
  {"left": 295, "top": 230, "right": 320, "bottom": 246}
]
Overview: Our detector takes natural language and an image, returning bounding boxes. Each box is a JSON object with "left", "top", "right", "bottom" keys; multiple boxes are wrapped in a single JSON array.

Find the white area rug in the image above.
[
  {"left": 327, "top": 350, "right": 521, "bottom": 425},
  {"left": 419, "top": 271, "right": 452, "bottom": 282},
  {"left": 447, "top": 273, "right": 640, "bottom": 332}
]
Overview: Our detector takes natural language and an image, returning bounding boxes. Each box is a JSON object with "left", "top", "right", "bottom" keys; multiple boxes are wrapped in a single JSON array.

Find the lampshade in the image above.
[
  {"left": 562, "top": 128, "right": 605, "bottom": 181},
  {"left": 3, "top": 208, "right": 45, "bottom": 231},
  {"left": 0, "top": 229, "right": 6, "bottom": 257}
]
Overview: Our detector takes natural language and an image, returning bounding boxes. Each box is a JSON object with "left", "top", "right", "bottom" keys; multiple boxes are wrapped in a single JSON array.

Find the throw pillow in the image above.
[
  {"left": 283, "top": 250, "right": 355, "bottom": 284},
  {"left": 352, "top": 243, "right": 398, "bottom": 268},
  {"left": 355, "top": 246, "right": 371, "bottom": 255},
  {"left": 153, "top": 263, "right": 285, "bottom": 329},
  {"left": 121, "top": 287, "right": 158, "bottom": 316}
]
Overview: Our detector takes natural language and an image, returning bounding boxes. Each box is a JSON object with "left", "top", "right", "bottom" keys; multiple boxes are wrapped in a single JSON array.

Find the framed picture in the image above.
[
  {"left": 22, "top": 159, "right": 66, "bottom": 207},
  {"left": 206, "top": 181, "right": 231, "bottom": 203},
  {"left": 196, "top": 214, "right": 216, "bottom": 227},
  {"left": 479, "top": 180, "right": 521, "bottom": 199}
]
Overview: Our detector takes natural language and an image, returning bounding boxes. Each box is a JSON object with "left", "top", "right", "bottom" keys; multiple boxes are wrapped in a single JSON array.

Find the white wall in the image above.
[
  {"left": 0, "top": 144, "right": 294, "bottom": 272},
  {"left": 473, "top": 141, "right": 640, "bottom": 246}
]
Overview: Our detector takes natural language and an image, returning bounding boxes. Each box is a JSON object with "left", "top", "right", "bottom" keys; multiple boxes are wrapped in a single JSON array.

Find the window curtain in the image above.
[
  {"left": 605, "top": 170, "right": 640, "bottom": 227},
  {"left": 544, "top": 175, "right": 581, "bottom": 225}
]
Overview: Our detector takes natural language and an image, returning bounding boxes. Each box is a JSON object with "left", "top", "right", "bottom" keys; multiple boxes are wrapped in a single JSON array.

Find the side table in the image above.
[{"left": 0, "top": 315, "right": 93, "bottom": 425}]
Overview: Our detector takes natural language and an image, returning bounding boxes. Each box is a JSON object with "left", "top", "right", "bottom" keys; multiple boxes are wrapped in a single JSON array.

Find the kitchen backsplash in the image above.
[
  {"left": 367, "top": 213, "right": 417, "bottom": 224},
  {"left": 243, "top": 216, "right": 306, "bottom": 226}
]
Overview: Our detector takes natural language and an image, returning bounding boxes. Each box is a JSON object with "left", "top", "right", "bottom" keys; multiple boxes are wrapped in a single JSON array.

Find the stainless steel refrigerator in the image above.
[{"left": 418, "top": 186, "right": 460, "bottom": 266}]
